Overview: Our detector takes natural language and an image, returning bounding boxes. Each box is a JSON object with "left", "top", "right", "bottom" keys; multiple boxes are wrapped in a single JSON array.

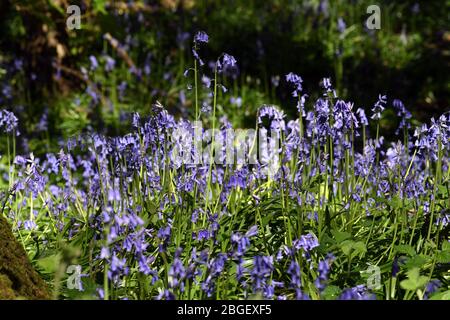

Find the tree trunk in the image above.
[{"left": 0, "top": 215, "right": 50, "bottom": 299}]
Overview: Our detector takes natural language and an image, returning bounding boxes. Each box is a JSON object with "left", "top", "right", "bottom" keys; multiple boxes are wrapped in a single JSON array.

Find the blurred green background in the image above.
[{"left": 0, "top": 0, "right": 448, "bottom": 154}]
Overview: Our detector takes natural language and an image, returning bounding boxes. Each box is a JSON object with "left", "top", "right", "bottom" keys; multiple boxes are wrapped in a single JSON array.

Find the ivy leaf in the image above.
[{"left": 400, "top": 268, "right": 428, "bottom": 291}]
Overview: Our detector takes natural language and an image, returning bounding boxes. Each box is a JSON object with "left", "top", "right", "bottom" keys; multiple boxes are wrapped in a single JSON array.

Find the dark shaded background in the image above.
[{"left": 0, "top": 0, "right": 448, "bottom": 145}]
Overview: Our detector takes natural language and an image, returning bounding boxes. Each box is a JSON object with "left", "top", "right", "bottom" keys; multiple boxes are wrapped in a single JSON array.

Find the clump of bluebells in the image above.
[
  {"left": 0, "top": 109, "right": 19, "bottom": 134},
  {"left": 0, "top": 32, "right": 449, "bottom": 301}
]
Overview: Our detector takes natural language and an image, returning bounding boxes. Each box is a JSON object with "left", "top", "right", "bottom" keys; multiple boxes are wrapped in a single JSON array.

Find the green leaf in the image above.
[
  {"left": 37, "top": 254, "right": 61, "bottom": 274},
  {"left": 321, "top": 285, "right": 342, "bottom": 300},
  {"left": 331, "top": 230, "right": 352, "bottom": 244},
  {"left": 436, "top": 250, "right": 450, "bottom": 264},
  {"left": 48, "top": 0, "right": 65, "bottom": 15},
  {"left": 395, "top": 244, "right": 416, "bottom": 257},
  {"left": 390, "top": 195, "right": 402, "bottom": 209},
  {"left": 404, "top": 254, "right": 429, "bottom": 270},
  {"left": 92, "top": 0, "right": 107, "bottom": 14},
  {"left": 400, "top": 268, "right": 428, "bottom": 291},
  {"left": 339, "top": 240, "right": 366, "bottom": 258},
  {"left": 437, "top": 185, "right": 448, "bottom": 197},
  {"left": 353, "top": 241, "right": 367, "bottom": 255},
  {"left": 340, "top": 240, "right": 354, "bottom": 257},
  {"left": 429, "top": 290, "right": 450, "bottom": 300}
]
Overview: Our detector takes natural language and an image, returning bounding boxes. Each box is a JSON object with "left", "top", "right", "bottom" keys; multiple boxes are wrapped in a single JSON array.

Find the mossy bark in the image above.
[{"left": 0, "top": 215, "right": 50, "bottom": 299}]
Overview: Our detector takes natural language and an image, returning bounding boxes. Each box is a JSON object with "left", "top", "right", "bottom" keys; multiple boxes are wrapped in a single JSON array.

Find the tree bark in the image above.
[{"left": 0, "top": 215, "right": 50, "bottom": 299}]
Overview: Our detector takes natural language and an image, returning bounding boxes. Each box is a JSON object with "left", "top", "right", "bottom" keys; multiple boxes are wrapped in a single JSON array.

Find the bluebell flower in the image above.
[
  {"left": 221, "top": 53, "right": 236, "bottom": 68},
  {"left": 436, "top": 210, "right": 449, "bottom": 227},
  {"left": 176, "top": 31, "right": 190, "bottom": 49},
  {"left": 321, "top": 77, "right": 336, "bottom": 97},
  {"left": 89, "top": 55, "right": 98, "bottom": 70},
  {"left": 271, "top": 75, "right": 280, "bottom": 87},
  {"left": 337, "top": 18, "right": 346, "bottom": 33},
  {"left": 318, "top": 0, "right": 329, "bottom": 16},
  {"left": 371, "top": 94, "right": 387, "bottom": 120},
  {"left": 201, "top": 253, "right": 228, "bottom": 297},
  {"left": 315, "top": 253, "right": 335, "bottom": 292},
  {"left": 287, "top": 260, "right": 301, "bottom": 289},
  {"left": 356, "top": 108, "right": 368, "bottom": 126},
  {"left": 230, "top": 96, "right": 242, "bottom": 108},
  {"left": 23, "top": 220, "right": 37, "bottom": 231},
  {"left": 36, "top": 109, "right": 48, "bottom": 132},
  {"left": 100, "top": 246, "right": 110, "bottom": 259},
  {"left": 217, "top": 53, "right": 237, "bottom": 73},
  {"left": 14, "top": 58, "right": 23, "bottom": 71},
  {"left": 194, "top": 31, "right": 209, "bottom": 44},
  {"left": 192, "top": 32, "right": 209, "bottom": 66},
  {"left": 424, "top": 280, "right": 441, "bottom": 299},
  {"left": 386, "top": 141, "right": 405, "bottom": 169},
  {"left": 251, "top": 255, "right": 273, "bottom": 293},
  {"left": 201, "top": 75, "right": 211, "bottom": 88},
  {"left": 104, "top": 55, "right": 116, "bottom": 72},
  {"left": 285, "top": 72, "right": 303, "bottom": 97},
  {"left": 169, "top": 250, "right": 186, "bottom": 291},
  {"left": 117, "top": 81, "right": 127, "bottom": 101},
  {"left": 156, "top": 289, "right": 175, "bottom": 300},
  {"left": 0, "top": 109, "right": 19, "bottom": 134},
  {"left": 108, "top": 253, "right": 128, "bottom": 281},
  {"left": 292, "top": 233, "right": 319, "bottom": 255},
  {"left": 393, "top": 99, "right": 412, "bottom": 135},
  {"left": 231, "top": 225, "right": 258, "bottom": 257},
  {"left": 339, "top": 285, "right": 375, "bottom": 300},
  {"left": 258, "top": 105, "right": 286, "bottom": 131}
]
